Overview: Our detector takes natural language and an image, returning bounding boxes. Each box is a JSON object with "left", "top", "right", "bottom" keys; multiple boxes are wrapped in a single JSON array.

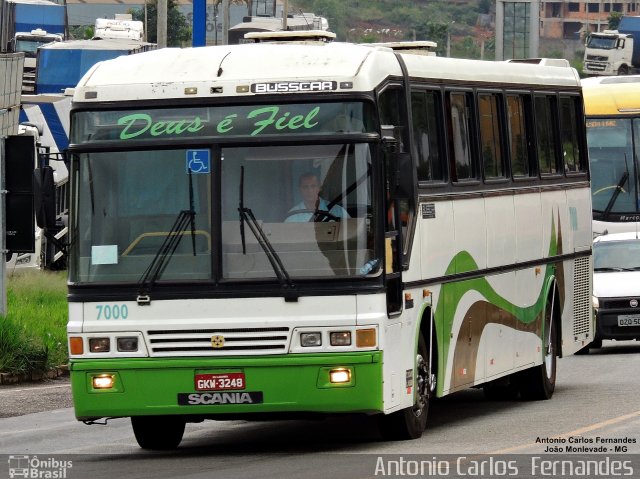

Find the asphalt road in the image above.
[{"left": 0, "top": 376, "right": 72, "bottom": 419}]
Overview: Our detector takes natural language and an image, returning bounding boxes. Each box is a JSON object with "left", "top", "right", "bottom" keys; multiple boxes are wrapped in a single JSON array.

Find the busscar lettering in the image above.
[{"left": 251, "top": 81, "right": 336, "bottom": 93}]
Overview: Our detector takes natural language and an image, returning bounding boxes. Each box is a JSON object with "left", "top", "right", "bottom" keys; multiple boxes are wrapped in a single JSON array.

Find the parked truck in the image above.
[
  {"left": 583, "top": 16, "right": 640, "bottom": 76},
  {"left": 35, "top": 37, "right": 155, "bottom": 94},
  {"left": 94, "top": 14, "right": 144, "bottom": 41},
  {"left": 5, "top": 121, "right": 68, "bottom": 270},
  {"left": 0, "top": 0, "right": 67, "bottom": 91},
  {"left": 2, "top": 51, "right": 67, "bottom": 271}
]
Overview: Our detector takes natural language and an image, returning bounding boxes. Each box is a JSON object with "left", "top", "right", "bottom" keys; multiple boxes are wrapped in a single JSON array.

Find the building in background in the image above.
[
  {"left": 540, "top": 0, "right": 640, "bottom": 40},
  {"left": 495, "top": 0, "right": 540, "bottom": 60},
  {"left": 496, "top": 1, "right": 640, "bottom": 61}
]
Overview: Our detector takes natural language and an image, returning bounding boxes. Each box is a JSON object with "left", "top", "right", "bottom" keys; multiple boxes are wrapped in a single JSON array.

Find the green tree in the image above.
[
  {"left": 312, "top": 0, "right": 348, "bottom": 40},
  {"left": 478, "top": 0, "right": 491, "bottom": 14},
  {"left": 608, "top": 12, "right": 623, "bottom": 30},
  {"left": 129, "top": 0, "right": 191, "bottom": 46},
  {"left": 413, "top": 22, "right": 448, "bottom": 56},
  {"left": 69, "top": 25, "right": 94, "bottom": 40}
]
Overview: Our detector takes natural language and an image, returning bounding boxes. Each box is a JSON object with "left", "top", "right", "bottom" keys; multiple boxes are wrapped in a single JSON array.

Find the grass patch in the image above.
[{"left": 0, "top": 270, "right": 67, "bottom": 374}]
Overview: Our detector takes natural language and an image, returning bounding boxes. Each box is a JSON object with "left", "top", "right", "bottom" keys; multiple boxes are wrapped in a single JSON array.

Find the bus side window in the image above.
[
  {"left": 411, "top": 89, "right": 445, "bottom": 182},
  {"left": 506, "top": 94, "right": 534, "bottom": 177},
  {"left": 559, "top": 95, "right": 583, "bottom": 173},
  {"left": 446, "top": 91, "right": 476, "bottom": 181},
  {"left": 534, "top": 95, "right": 561, "bottom": 175},
  {"left": 478, "top": 92, "right": 505, "bottom": 179},
  {"left": 379, "top": 86, "right": 408, "bottom": 152}
]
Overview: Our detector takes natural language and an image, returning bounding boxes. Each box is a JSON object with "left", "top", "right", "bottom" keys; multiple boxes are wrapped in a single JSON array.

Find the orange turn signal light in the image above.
[
  {"left": 356, "top": 328, "right": 376, "bottom": 347},
  {"left": 69, "top": 337, "right": 84, "bottom": 355}
]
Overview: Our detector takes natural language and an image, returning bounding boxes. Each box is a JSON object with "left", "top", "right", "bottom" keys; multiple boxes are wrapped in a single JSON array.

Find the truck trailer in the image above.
[
  {"left": 0, "top": 0, "right": 67, "bottom": 91},
  {"left": 35, "top": 38, "right": 155, "bottom": 94}
]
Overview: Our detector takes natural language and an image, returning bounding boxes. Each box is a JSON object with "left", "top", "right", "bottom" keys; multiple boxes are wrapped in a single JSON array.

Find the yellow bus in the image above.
[{"left": 582, "top": 76, "right": 640, "bottom": 235}]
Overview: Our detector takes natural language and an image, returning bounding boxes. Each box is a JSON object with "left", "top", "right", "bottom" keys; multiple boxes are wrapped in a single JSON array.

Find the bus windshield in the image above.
[
  {"left": 586, "top": 118, "right": 640, "bottom": 214},
  {"left": 69, "top": 143, "right": 378, "bottom": 284}
]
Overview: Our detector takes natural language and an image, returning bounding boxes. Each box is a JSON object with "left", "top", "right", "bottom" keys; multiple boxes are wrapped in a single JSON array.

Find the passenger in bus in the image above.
[{"left": 285, "top": 172, "right": 350, "bottom": 222}]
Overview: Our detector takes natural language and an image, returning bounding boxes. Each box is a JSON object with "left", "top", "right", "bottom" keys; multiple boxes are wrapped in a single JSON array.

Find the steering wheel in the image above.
[{"left": 284, "top": 209, "right": 340, "bottom": 222}]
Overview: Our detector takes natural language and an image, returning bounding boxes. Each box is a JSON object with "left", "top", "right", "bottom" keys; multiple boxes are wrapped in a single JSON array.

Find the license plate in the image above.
[
  {"left": 618, "top": 314, "right": 640, "bottom": 327},
  {"left": 195, "top": 372, "right": 245, "bottom": 391}
]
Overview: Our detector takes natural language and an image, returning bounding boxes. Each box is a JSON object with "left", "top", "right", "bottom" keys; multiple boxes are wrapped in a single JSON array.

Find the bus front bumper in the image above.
[{"left": 69, "top": 352, "right": 383, "bottom": 420}]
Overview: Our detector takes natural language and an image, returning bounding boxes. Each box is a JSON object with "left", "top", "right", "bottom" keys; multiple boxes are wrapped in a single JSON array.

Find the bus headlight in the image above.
[
  {"left": 592, "top": 296, "right": 599, "bottom": 311},
  {"left": 300, "top": 332, "right": 322, "bottom": 347},
  {"left": 117, "top": 337, "right": 138, "bottom": 352},
  {"left": 89, "top": 338, "right": 110, "bottom": 353},
  {"left": 330, "top": 331, "right": 351, "bottom": 346}
]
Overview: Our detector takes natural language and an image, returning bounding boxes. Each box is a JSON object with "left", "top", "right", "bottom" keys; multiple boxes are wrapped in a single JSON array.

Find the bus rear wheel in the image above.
[
  {"left": 379, "top": 332, "right": 431, "bottom": 440},
  {"left": 520, "top": 293, "right": 557, "bottom": 400},
  {"left": 131, "top": 416, "right": 185, "bottom": 450}
]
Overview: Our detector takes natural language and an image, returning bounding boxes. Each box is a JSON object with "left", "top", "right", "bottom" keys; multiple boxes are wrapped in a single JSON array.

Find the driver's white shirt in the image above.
[{"left": 285, "top": 198, "right": 350, "bottom": 222}]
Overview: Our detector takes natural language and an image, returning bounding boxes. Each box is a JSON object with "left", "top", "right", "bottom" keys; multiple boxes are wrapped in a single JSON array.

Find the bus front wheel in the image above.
[
  {"left": 378, "top": 332, "right": 431, "bottom": 440},
  {"left": 131, "top": 416, "right": 185, "bottom": 450}
]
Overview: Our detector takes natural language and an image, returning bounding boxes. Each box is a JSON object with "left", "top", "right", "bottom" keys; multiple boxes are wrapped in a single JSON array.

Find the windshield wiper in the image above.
[
  {"left": 137, "top": 171, "right": 197, "bottom": 305},
  {"left": 238, "top": 166, "right": 297, "bottom": 301},
  {"left": 602, "top": 155, "right": 630, "bottom": 221}
]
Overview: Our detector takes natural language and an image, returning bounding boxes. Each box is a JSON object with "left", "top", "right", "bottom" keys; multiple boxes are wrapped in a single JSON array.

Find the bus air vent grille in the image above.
[
  {"left": 146, "top": 327, "right": 290, "bottom": 356},
  {"left": 572, "top": 256, "right": 591, "bottom": 336}
]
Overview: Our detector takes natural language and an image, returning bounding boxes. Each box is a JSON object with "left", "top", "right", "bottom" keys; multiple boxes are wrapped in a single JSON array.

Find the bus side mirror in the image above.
[
  {"left": 383, "top": 147, "right": 413, "bottom": 199},
  {"left": 618, "top": 39, "right": 625, "bottom": 49},
  {"left": 34, "top": 166, "right": 56, "bottom": 230},
  {"left": 382, "top": 125, "right": 412, "bottom": 197},
  {"left": 4, "top": 135, "right": 36, "bottom": 253}
]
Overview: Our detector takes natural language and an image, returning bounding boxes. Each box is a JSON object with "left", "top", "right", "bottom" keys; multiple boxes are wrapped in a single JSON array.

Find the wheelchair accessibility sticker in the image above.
[{"left": 186, "top": 149, "right": 210, "bottom": 174}]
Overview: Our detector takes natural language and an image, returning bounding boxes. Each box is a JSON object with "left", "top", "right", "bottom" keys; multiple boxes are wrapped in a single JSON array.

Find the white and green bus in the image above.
[{"left": 65, "top": 37, "right": 594, "bottom": 449}]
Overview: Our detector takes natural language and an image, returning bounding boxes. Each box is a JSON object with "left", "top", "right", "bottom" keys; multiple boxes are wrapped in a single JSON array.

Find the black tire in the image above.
[
  {"left": 131, "top": 416, "right": 185, "bottom": 450},
  {"left": 618, "top": 65, "right": 630, "bottom": 75},
  {"left": 591, "top": 338, "right": 603, "bottom": 349},
  {"left": 520, "top": 293, "right": 557, "bottom": 400},
  {"left": 379, "top": 332, "right": 431, "bottom": 440}
]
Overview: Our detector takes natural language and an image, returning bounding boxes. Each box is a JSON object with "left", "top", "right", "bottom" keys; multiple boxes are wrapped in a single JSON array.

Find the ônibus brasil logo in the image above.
[{"left": 8, "top": 455, "right": 73, "bottom": 478}]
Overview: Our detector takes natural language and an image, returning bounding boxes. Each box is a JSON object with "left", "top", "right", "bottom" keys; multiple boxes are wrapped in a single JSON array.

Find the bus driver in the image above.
[{"left": 285, "top": 172, "right": 350, "bottom": 222}]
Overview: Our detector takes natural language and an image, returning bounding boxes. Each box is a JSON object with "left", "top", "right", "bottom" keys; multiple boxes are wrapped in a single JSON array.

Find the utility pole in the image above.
[
  {"left": 283, "top": 0, "right": 288, "bottom": 30},
  {"left": 157, "top": 0, "right": 168, "bottom": 48},
  {"left": 222, "top": 0, "right": 229, "bottom": 45},
  {"left": 144, "top": 1, "right": 147, "bottom": 42}
]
